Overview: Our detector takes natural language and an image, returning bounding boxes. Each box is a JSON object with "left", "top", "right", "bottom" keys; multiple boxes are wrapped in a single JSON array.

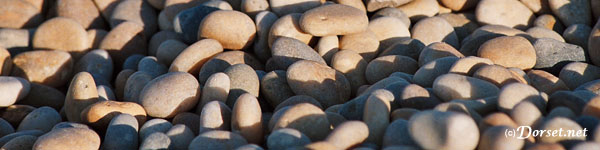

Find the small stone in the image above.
[
  {"left": 138, "top": 56, "right": 168, "bottom": 78},
  {"left": 267, "top": 128, "right": 311, "bottom": 150},
  {"left": 498, "top": 83, "right": 546, "bottom": 114},
  {"left": 64, "top": 72, "right": 99, "bottom": 123},
  {"left": 365, "top": 0, "right": 411, "bottom": 12},
  {"left": 166, "top": 124, "right": 195, "bottom": 150},
  {"left": 335, "top": 0, "right": 367, "bottom": 12},
  {"left": 101, "top": 114, "right": 139, "bottom": 150},
  {"left": 114, "top": 69, "right": 135, "bottom": 100},
  {"left": 478, "top": 126, "right": 525, "bottom": 150},
  {"left": 418, "top": 42, "right": 463, "bottom": 66},
  {"left": 156, "top": 40, "right": 188, "bottom": 66},
  {"left": 396, "top": 0, "right": 440, "bottom": 21},
  {"left": 139, "top": 119, "right": 172, "bottom": 141},
  {"left": 0, "top": 48, "right": 12, "bottom": 76},
  {"left": 97, "top": 85, "right": 116, "bottom": 101},
  {"left": 437, "top": 13, "right": 480, "bottom": 41},
  {"left": 172, "top": 112, "right": 200, "bottom": 135},
  {"left": 382, "top": 119, "right": 417, "bottom": 147},
  {"left": 173, "top": 5, "right": 220, "bottom": 43},
  {"left": 538, "top": 117, "right": 586, "bottom": 143},
  {"left": 123, "top": 71, "right": 153, "bottom": 103},
  {"left": 363, "top": 89, "right": 393, "bottom": 145},
  {"left": 0, "top": 77, "right": 30, "bottom": 107},
  {"left": 432, "top": 73, "right": 500, "bottom": 101},
  {"left": 1, "top": 135, "right": 37, "bottom": 150},
  {"left": 274, "top": 95, "right": 323, "bottom": 112},
  {"left": 439, "top": 0, "right": 478, "bottom": 11},
  {"left": 559, "top": 62, "right": 600, "bottom": 89},
  {"left": 80, "top": 100, "right": 147, "bottom": 130},
  {"left": 476, "top": 0, "right": 535, "bottom": 30},
  {"left": 110, "top": 0, "right": 157, "bottom": 36},
  {"left": 231, "top": 94, "right": 263, "bottom": 144},
  {"left": 93, "top": 0, "right": 120, "bottom": 20},
  {"left": 287, "top": 60, "right": 351, "bottom": 108},
  {"left": 521, "top": 0, "right": 552, "bottom": 14},
  {"left": 269, "top": 0, "right": 321, "bottom": 16},
  {"left": 408, "top": 110, "right": 479, "bottom": 150},
  {"left": 99, "top": 21, "right": 147, "bottom": 67},
  {"left": 299, "top": 4, "right": 369, "bottom": 36},
  {"left": 241, "top": 0, "right": 269, "bottom": 17},
  {"left": 11, "top": 50, "right": 73, "bottom": 87},
  {"left": 188, "top": 130, "right": 248, "bottom": 150},
  {"left": 0, "top": 118, "right": 14, "bottom": 138},
  {"left": 139, "top": 72, "right": 200, "bottom": 118},
  {"left": 548, "top": 0, "right": 592, "bottom": 26},
  {"left": 449, "top": 56, "right": 494, "bottom": 76},
  {"left": 0, "top": 0, "right": 42, "bottom": 28},
  {"left": 340, "top": 30, "right": 380, "bottom": 61},
  {"left": 270, "top": 103, "right": 331, "bottom": 141},
  {"left": 366, "top": 55, "right": 418, "bottom": 84},
  {"left": 477, "top": 36, "right": 537, "bottom": 70},
  {"left": 411, "top": 17, "right": 460, "bottom": 48},
  {"left": 372, "top": 7, "right": 411, "bottom": 28},
  {"left": 0, "top": 130, "right": 43, "bottom": 147},
  {"left": 203, "top": 0, "right": 234, "bottom": 10},
  {"left": 198, "top": 51, "right": 264, "bottom": 85},
  {"left": 331, "top": 50, "right": 368, "bottom": 96},
  {"left": 532, "top": 38, "right": 586, "bottom": 70},
  {"left": 224, "top": 64, "right": 260, "bottom": 106},
  {"left": 378, "top": 38, "right": 425, "bottom": 60},
  {"left": 583, "top": 97, "right": 600, "bottom": 118},
  {"left": 396, "top": 84, "right": 442, "bottom": 109},
  {"left": 17, "top": 106, "right": 61, "bottom": 133},
  {"left": 56, "top": 0, "right": 106, "bottom": 29},
  {"left": 548, "top": 90, "right": 594, "bottom": 116},
  {"left": 547, "top": 106, "right": 577, "bottom": 119},
  {"left": 122, "top": 55, "right": 144, "bottom": 71},
  {"left": 478, "top": 112, "right": 518, "bottom": 132},
  {"left": 139, "top": 132, "right": 170, "bottom": 150},
  {"left": 563, "top": 24, "right": 592, "bottom": 49},
  {"left": 589, "top": 20, "right": 600, "bottom": 66},
  {"left": 169, "top": 39, "right": 224, "bottom": 75},
  {"left": 148, "top": 31, "right": 183, "bottom": 56},
  {"left": 367, "top": 17, "right": 411, "bottom": 51},
  {"left": 199, "top": 101, "right": 231, "bottom": 133},
  {"left": 74, "top": 49, "right": 113, "bottom": 82},
  {"left": 527, "top": 69, "right": 569, "bottom": 95},
  {"left": 326, "top": 121, "right": 369, "bottom": 149},
  {"left": 236, "top": 144, "right": 264, "bottom": 150},
  {"left": 199, "top": 72, "right": 230, "bottom": 110},
  {"left": 33, "top": 127, "right": 101, "bottom": 150},
  {"left": 459, "top": 25, "right": 527, "bottom": 56},
  {"left": 534, "top": 14, "right": 566, "bottom": 34},
  {"left": 472, "top": 65, "right": 521, "bottom": 87},
  {"left": 0, "top": 105, "right": 35, "bottom": 128},
  {"left": 260, "top": 70, "right": 295, "bottom": 108},
  {"left": 33, "top": 17, "right": 90, "bottom": 59},
  {"left": 271, "top": 37, "right": 326, "bottom": 70},
  {"left": 527, "top": 27, "right": 566, "bottom": 42},
  {"left": 198, "top": 10, "right": 256, "bottom": 50},
  {"left": 413, "top": 57, "right": 460, "bottom": 87},
  {"left": 268, "top": 13, "right": 313, "bottom": 49},
  {"left": 253, "top": 11, "right": 278, "bottom": 62}
]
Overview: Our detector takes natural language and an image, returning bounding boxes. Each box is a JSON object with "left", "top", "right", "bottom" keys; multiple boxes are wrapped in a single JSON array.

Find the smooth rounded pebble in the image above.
[
  {"left": 101, "top": 114, "right": 139, "bottom": 150},
  {"left": 498, "top": 83, "right": 546, "bottom": 113},
  {"left": 198, "top": 10, "right": 256, "bottom": 50},
  {"left": 64, "top": 72, "right": 99, "bottom": 123},
  {"left": 166, "top": 124, "right": 195, "bottom": 150},
  {"left": 270, "top": 37, "right": 326, "bottom": 70},
  {"left": 32, "top": 17, "right": 89, "bottom": 57},
  {"left": 173, "top": 5, "right": 219, "bottom": 43},
  {"left": 80, "top": 100, "right": 146, "bottom": 130},
  {"left": 260, "top": 70, "right": 295, "bottom": 108},
  {"left": 287, "top": 60, "right": 351, "bottom": 108},
  {"left": 472, "top": 64, "right": 521, "bottom": 87},
  {"left": 188, "top": 130, "right": 248, "bottom": 150},
  {"left": 139, "top": 119, "right": 172, "bottom": 141},
  {"left": 268, "top": 13, "right": 313, "bottom": 48},
  {"left": 538, "top": 117, "right": 586, "bottom": 143},
  {"left": 534, "top": 14, "right": 565, "bottom": 33},
  {"left": 475, "top": 0, "right": 535, "bottom": 30},
  {"left": 340, "top": 30, "right": 380, "bottom": 61},
  {"left": 139, "top": 132, "right": 170, "bottom": 150},
  {"left": 109, "top": 0, "right": 157, "bottom": 36},
  {"left": 269, "top": 0, "right": 321, "bottom": 16},
  {"left": 99, "top": 21, "right": 147, "bottom": 66},
  {"left": 32, "top": 127, "right": 101, "bottom": 150},
  {"left": 559, "top": 62, "right": 600, "bottom": 89},
  {"left": 299, "top": 4, "right": 369, "bottom": 36},
  {"left": 139, "top": 72, "right": 200, "bottom": 118},
  {"left": 477, "top": 36, "right": 537, "bottom": 70},
  {"left": 413, "top": 57, "right": 460, "bottom": 88},
  {"left": 56, "top": 0, "right": 106, "bottom": 29},
  {"left": 231, "top": 94, "right": 263, "bottom": 144},
  {"left": 199, "top": 72, "right": 230, "bottom": 110},
  {"left": 365, "top": 55, "right": 418, "bottom": 84},
  {"left": 331, "top": 50, "right": 368, "bottom": 96},
  {"left": 74, "top": 49, "right": 113, "bottom": 82},
  {"left": 527, "top": 70, "right": 569, "bottom": 95},
  {"left": 408, "top": 110, "right": 479, "bottom": 150},
  {"left": 364, "top": 90, "right": 393, "bottom": 145},
  {"left": 478, "top": 126, "right": 525, "bottom": 150},
  {"left": 588, "top": 19, "right": 600, "bottom": 66},
  {"left": 432, "top": 73, "right": 500, "bottom": 101},
  {"left": 0, "top": 77, "right": 30, "bottom": 107},
  {"left": 253, "top": 11, "right": 279, "bottom": 61},
  {"left": 274, "top": 95, "right": 323, "bottom": 112},
  {"left": 0, "top": 130, "right": 43, "bottom": 147},
  {"left": 270, "top": 103, "right": 331, "bottom": 141},
  {"left": 169, "top": 39, "right": 223, "bottom": 75},
  {"left": 411, "top": 17, "right": 460, "bottom": 48},
  {"left": 123, "top": 71, "right": 153, "bottom": 103},
  {"left": 197, "top": 51, "right": 264, "bottom": 85},
  {"left": 1, "top": 135, "right": 37, "bottom": 150},
  {"left": 267, "top": 128, "right": 311, "bottom": 150},
  {"left": 563, "top": 24, "right": 592, "bottom": 49},
  {"left": 224, "top": 64, "right": 260, "bottom": 107},
  {"left": 396, "top": 0, "right": 440, "bottom": 21},
  {"left": 0, "top": 0, "right": 42, "bottom": 28},
  {"left": 17, "top": 106, "right": 61, "bottom": 133},
  {"left": 418, "top": 42, "right": 464, "bottom": 67},
  {"left": 156, "top": 39, "right": 188, "bottom": 66},
  {"left": 548, "top": 0, "right": 592, "bottom": 26},
  {"left": 200, "top": 101, "right": 232, "bottom": 133},
  {"left": 137, "top": 56, "right": 168, "bottom": 78},
  {"left": 11, "top": 50, "right": 73, "bottom": 87},
  {"left": 449, "top": 56, "right": 494, "bottom": 76},
  {"left": 383, "top": 119, "right": 417, "bottom": 147},
  {"left": 325, "top": 121, "right": 369, "bottom": 149}
]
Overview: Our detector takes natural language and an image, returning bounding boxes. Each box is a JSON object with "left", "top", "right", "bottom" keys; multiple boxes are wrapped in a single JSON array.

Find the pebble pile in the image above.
[{"left": 1, "top": 0, "right": 600, "bottom": 150}]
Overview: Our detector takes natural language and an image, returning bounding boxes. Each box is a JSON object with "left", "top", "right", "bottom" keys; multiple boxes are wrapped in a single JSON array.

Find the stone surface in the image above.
[
  {"left": 533, "top": 38, "right": 586, "bottom": 69},
  {"left": 139, "top": 118, "right": 172, "bottom": 141},
  {"left": 231, "top": 94, "right": 263, "bottom": 144},
  {"left": 99, "top": 21, "right": 147, "bottom": 67},
  {"left": 148, "top": 31, "right": 183, "bottom": 56},
  {"left": 270, "top": 37, "right": 326, "bottom": 70},
  {"left": 269, "top": 0, "right": 321, "bottom": 16},
  {"left": 413, "top": 57, "right": 460, "bottom": 87},
  {"left": 477, "top": 36, "right": 537, "bottom": 70},
  {"left": 478, "top": 126, "right": 525, "bottom": 150},
  {"left": 137, "top": 56, "right": 168, "bottom": 78},
  {"left": 199, "top": 101, "right": 231, "bottom": 132},
  {"left": 538, "top": 117, "right": 586, "bottom": 143},
  {"left": 408, "top": 110, "right": 479, "bottom": 150},
  {"left": 372, "top": 7, "right": 411, "bottom": 28},
  {"left": 379, "top": 38, "right": 425, "bottom": 60},
  {"left": 123, "top": 71, "right": 153, "bottom": 103},
  {"left": 287, "top": 60, "right": 351, "bottom": 108},
  {"left": 198, "top": 10, "right": 256, "bottom": 50},
  {"left": 411, "top": 17, "right": 460, "bottom": 48},
  {"left": 270, "top": 103, "right": 331, "bottom": 141},
  {"left": 396, "top": 0, "right": 440, "bottom": 21},
  {"left": 64, "top": 72, "right": 99, "bottom": 123},
  {"left": 548, "top": 0, "right": 592, "bottom": 26},
  {"left": 166, "top": 124, "right": 194, "bottom": 150},
  {"left": 418, "top": 42, "right": 464, "bottom": 66},
  {"left": 1, "top": 105, "right": 35, "bottom": 128},
  {"left": 0, "top": 77, "right": 30, "bottom": 107},
  {"left": 340, "top": 30, "right": 380, "bottom": 61},
  {"left": 32, "top": 127, "right": 101, "bottom": 150},
  {"left": 11, "top": 50, "right": 73, "bottom": 87},
  {"left": 326, "top": 121, "right": 369, "bottom": 149},
  {"left": 253, "top": 11, "right": 278, "bottom": 62},
  {"left": 268, "top": 13, "right": 313, "bottom": 48},
  {"left": 299, "top": 4, "right": 369, "bottom": 36},
  {"left": 17, "top": 106, "right": 61, "bottom": 133},
  {"left": 498, "top": 83, "right": 546, "bottom": 113},
  {"left": 589, "top": 19, "right": 600, "bottom": 66},
  {"left": 199, "top": 72, "right": 230, "bottom": 110},
  {"left": 560, "top": 62, "right": 600, "bottom": 89},
  {"left": 527, "top": 70, "right": 569, "bottom": 95},
  {"left": 331, "top": 50, "right": 368, "bottom": 96},
  {"left": 1, "top": 135, "right": 37, "bottom": 150},
  {"left": 110, "top": 0, "right": 157, "bottom": 36},
  {"left": 139, "top": 72, "right": 200, "bottom": 118},
  {"left": 475, "top": 0, "right": 536, "bottom": 30},
  {"left": 80, "top": 100, "right": 146, "bottom": 130},
  {"left": 449, "top": 56, "right": 494, "bottom": 76},
  {"left": 139, "top": 132, "right": 170, "bottom": 150},
  {"left": 363, "top": 89, "right": 393, "bottom": 145},
  {"left": 267, "top": 128, "right": 311, "bottom": 150},
  {"left": 197, "top": 51, "right": 263, "bottom": 85},
  {"left": 169, "top": 39, "right": 223, "bottom": 75},
  {"left": 56, "top": 0, "right": 106, "bottom": 29},
  {"left": 173, "top": 5, "right": 220, "bottom": 43},
  {"left": 74, "top": 49, "right": 113, "bottom": 82},
  {"left": 224, "top": 64, "right": 260, "bottom": 106},
  {"left": 0, "top": 0, "right": 43, "bottom": 29},
  {"left": 33, "top": 17, "right": 89, "bottom": 57},
  {"left": 534, "top": 14, "right": 566, "bottom": 34},
  {"left": 432, "top": 73, "right": 500, "bottom": 101},
  {"left": 156, "top": 40, "right": 188, "bottom": 66},
  {"left": 472, "top": 64, "right": 521, "bottom": 87},
  {"left": 527, "top": 27, "right": 566, "bottom": 42},
  {"left": 563, "top": 24, "right": 592, "bottom": 49},
  {"left": 188, "top": 130, "right": 248, "bottom": 150},
  {"left": 366, "top": 55, "right": 418, "bottom": 84},
  {"left": 101, "top": 114, "right": 139, "bottom": 150}
]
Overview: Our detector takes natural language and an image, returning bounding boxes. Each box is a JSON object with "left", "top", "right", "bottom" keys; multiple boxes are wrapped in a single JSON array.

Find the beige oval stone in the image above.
[
  {"left": 198, "top": 10, "right": 256, "bottom": 50},
  {"left": 200, "top": 101, "right": 231, "bottom": 133},
  {"left": 231, "top": 94, "right": 263, "bottom": 144},
  {"left": 270, "top": 103, "right": 331, "bottom": 141},
  {"left": 139, "top": 72, "right": 200, "bottom": 118},
  {"left": 110, "top": 0, "right": 158, "bottom": 36},
  {"left": 366, "top": 55, "right": 418, "bottom": 84},
  {"left": 437, "top": 13, "right": 480, "bottom": 41},
  {"left": 268, "top": 13, "right": 313, "bottom": 48},
  {"left": 418, "top": 42, "right": 464, "bottom": 66},
  {"left": 64, "top": 72, "right": 99, "bottom": 123},
  {"left": 287, "top": 60, "right": 351, "bottom": 108},
  {"left": 325, "top": 121, "right": 369, "bottom": 149},
  {"left": 363, "top": 89, "right": 393, "bottom": 145},
  {"left": 56, "top": 0, "right": 106, "bottom": 29},
  {"left": 534, "top": 14, "right": 565, "bottom": 34},
  {"left": 80, "top": 100, "right": 146, "bottom": 129},
  {"left": 0, "top": 77, "right": 30, "bottom": 107},
  {"left": 12, "top": 50, "right": 73, "bottom": 88},
  {"left": 439, "top": 0, "right": 478, "bottom": 11},
  {"left": 526, "top": 26, "right": 565, "bottom": 42},
  {"left": 299, "top": 4, "right": 369, "bottom": 36},
  {"left": 476, "top": 0, "right": 536, "bottom": 30},
  {"left": 559, "top": 62, "right": 600, "bottom": 89},
  {"left": 99, "top": 21, "right": 147, "bottom": 66},
  {"left": 548, "top": 0, "right": 592, "bottom": 26},
  {"left": 411, "top": 17, "right": 460, "bottom": 48},
  {"left": 0, "top": 0, "right": 43, "bottom": 29},
  {"left": 199, "top": 72, "right": 230, "bottom": 111},
  {"left": 241, "top": 0, "right": 269, "bottom": 17},
  {"left": 473, "top": 65, "right": 521, "bottom": 87},
  {"left": 335, "top": 0, "right": 367, "bottom": 12},
  {"left": 269, "top": 0, "right": 321, "bottom": 16},
  {"left": 340, "top": 30, "right": 380, "bottom": 61},
  {"left": 198, "top": 51, "right": 263, "bottom": 85},
  {"left": 449, "top": 56, "right": 494, "bottom": 76},
  {"left": 33, "top": 127, "right": 100, "bottom": 150},
  {"left": 478, "top": 112, "right": 518, "bottom": 132},
  {"left": 32, "top": 17, "right": 89, "bottom": 56},
  {"left": 396, "top": 0, "right": 439, "bottom": 21},
  {"left": 316, "top": 35, "right": 339, "bottom": 64},
  {"left": 497, "top": 83, "right": 546, "bottom": 113},
  {"left": 527, "top": 70, "right": 569, "bottom": 95},
  {"left": 408, "top": 110, "right": 479, "bottom": 150},
  {"left": 432, "top": 73, "right": 500, "bottom": 101},
  {"left": 86, "top": 29, "right": 108, "bottom": 50},
  {"left": 368, "top": 16, "right": 411, "bottom": 45},
  {"left": 413, "top": 57, "right": 460, "bottom": 88},
  {"left": 169, "top": 39, "right": 223, "bottom": 75},
  {"left": 477, "top": 36, "right": 537, "bottom": 70},
  {"left": 331, "top": 50, "right": 368, "bottom": 96}
]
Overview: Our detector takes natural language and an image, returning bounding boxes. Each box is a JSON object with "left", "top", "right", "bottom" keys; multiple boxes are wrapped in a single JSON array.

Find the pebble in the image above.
[
  {"left": 378, "top": 38, "right": 425, "bottom": 60},
  {"left": 80, "top": 101, "right": 146, "bottom": 130},
  {"left": 1, "top": 105, "right": 35, "bottom": 128},
  {"left": 418, "top": 42, "right": 463, "bottom": 66},
  {"left": 589, "top": 20, "right": 600, "bottom": 66},
  {"left": 171, "top": 112, "right": 200, "bottom": 135},
  {"left": 439, "top": 0, "right": 478, "bottom": 11},
  {"left": 274, "top": 95, "right": 323, "bottom": 111},
  {"left": 521, "top": 0, "right": 552, "bottom": 14},
  {"left": 395, "top": 84, "right": 442, "bottom": 109},
  {"left": 411, "top": 17, "right": 460, "bottom": 48},
  {"left": 137, "top": 56, "right": 168, "bottom": 78},
  {"left": 583, "top": 97, "right": 600, "bottom": 118},
  {"left": 123, "top": 71, "right": 153, "bottom": 103},
  {"left": 203, "top": 0, "right": 234, "bottom": 10},
  {"left": 472, "top": 64, "right": 521, "bottom": 87},
  {"left": 56, "top": 0, "right": 106, "bottom": 29},
  {"left": 548, "top": 90, "right": 594, "bottom": 116},
  {"left": 0, "top": 48, "right": 11, "bottom": 76},
  {"left": 11, "top": 50, "right": 73, "bottom": 87},
  {"left": 0, "top": 130, "right": 43, "bottom": 148},
  {"left": 156, "top": 40, "right": 188, "bottom": 66},
  {"left": 533, "top": 38, "right": 586, "bottom": 70},
  {"left": 122, "top": 55, "right": 144, "bottom": 71},
  {"left": 110, "top": 0, "right": 157, "bottom": 36},
  {"left": 260, "top": 70, "right": 295, "bottom": 108},
  {"left": 478, "top": 112, "right": 517, "bottom": 132},
  {"left": 299, "top": 4, "right": 369, "bottom": 36},
  {"left": 339, "top": 30, "right": 380, "bottom": 61},
  {"left": 336, "top": 0, "right": 367, "bottom": 12},
  {"left": 74, "top": 49, "right": 113, "bottom": 82},
  {"left": 563, "top": 24, "right": 592, "bottom": 49},
  {"left": 432, "top": 73, "right": 500, "bottom": 101},
  {"left": 271, "top": 37, "right": 326, "bottom": 70},
  {"left": 459, "top": 25, "right": 527, "bottom": 56},
  {"left": 33, "top": 17, "right": 89, "bottom": 58},
  {"left": 527, "top": 27, "right": 566, "bottom": 42},
  {"left": 366, "top": 55, "right": 418, "bottom": 84},
  {"left": 372, "top": 7, "right": 411, "bottom": 28},
  {"left": 166, "top": 124, "right": 195, "bottom": 150},
  {"left": 270, "top": 103, "right": 331, "bottom": 141},
  {"left": 0, "top": 118, "right": 14, "bottom": 138},
  {"left": 287, "top": 60, "right": 351, "bottom": 108},
  {"left": 538, "top": 117, "right": 586, "bottom": 143},
  {"left": 147, "top": 0, "right": 164, "bottom": 9},
  {"left": 101, "top": 114, "right": 139, "bottom": 150},
  {"left": 0, "top": 77, "right": 30, "bottom": 107},
  {"left": 1, "top": 135, "right": 37, "bottom": 150},
  {"left": 267, "top": 128, "right": 311, "bottom": 150},
  {"left": 94, "top": 0, "right": 120, "bottom": 20},
  {"left": 397, "top": 0, "right": 440, "bottom": 21},
  {"left": 548, "top": 0, "right": 592, "bottom": 26},
  {"left": 478, "top": 126, "right": 525, "bottom": 150},
  {"left": 198, "top": 10, "right": 256, "bottom": 50},
  {"left": 169, "top": 38, "right": 224, "bottom": 75},
  {"left": 97, "top": 85, "right": 115, "bottom": 101},
  {"left": 173, "top": 5, "right": 220, "bottom": 43},
  {"left": 139, "top": 132, "right": 170, "bottom": 150},
  {"left": 64, "top": 72, "right": 99, "bottom": 123},
  {"left": 576, "top": 79, "right": 600, "bottom": 95},
  {"left": 199, "top": 72, "right": 230, "bottom": 110},
  {"left": 0, "top": 0, "right": 43, "bottom": 28},
  {"left": 593, "top": 0, "right": 600, "bottom": 20},
  {"left": 139, "top": 72, "right": 200, "bottom": 118},
  {"left": 268, "top": 13, "right": 313, "bottom": 49},
  {"left": 198, "top": 51, "right": 263, "bottom": 85},
  {"left": 32, "top": 127, "right": 101, "bottom": 150},
  {"left": 364, "top": 0, "right": 410, "bottom": 12},
  {"left": 437, "top": 13, "right": 480, "bottom": 41},
  {"left": 413, "top": 57, "right": 460, "bottom": 87},
  {"left": 382, "top": 119, "right": 416, "bottom": 147},
  {"left": 451, "top": 96, "right": 498, "bottom": 116},
  {"left": 560, "top": 62, "right": 600, "bottom": 89},
  {"left": 99, "top": 21, "right": 147, "bottom": 66},
  {"left": 188, "top": 130, "right": 248, "bottom": 150},
  {"left": 477, "top": 36, "right": 537, "bottom": 70},
  {"left": 475, "top": 0, "right": 535, "bottom": 30},
  {"left": 303, "top": 141, "right": 339, "bottom": 150},
  {"left": 363, "top": 89, "right": 393, "bottom": 145},
  {"left": 498, "top": 83, "right": 546, "bottom": 113},
  {"left": 148, "top": 31, "right": 183, "bottom": 56},
  {"left": 231, "top": 94, "right": 263, "bottom": 144},
  {"left": 534, "top": 14, "right": 566, "bottom": 34},
  {"left": 199, "top": 101, "right": 231, "bottom": 132},
  {"left": 139, "top": 119, "right": 172, "bottom": 141},
  {"left": 241, "top": 0, "right": 269, "bottom": 17},
  {"left": 367, "top": 17, "right": 411, "bottom": 50},
  {"left": 325, "top": 121, "right": 369, "bottom": 149},
  {"left": 331, "top": 50, "right": 368, "bottom": 95},
  {"left": 527, "top": 70, "right": 569, "bottom": 95},
  {"left": 547, "top": 106, "right": 577, "bottom": 119},
  {"left": 253, "top": 11, "right": 278, "bottom": 62},
  {"left": 224, "top": 64, "right": 260, "bottom": 106},
  {"left": 408, "top": 110, "right": 479, "bottom": 150},
  {"left": 269, "top": 0, "right": 321, "bottom": 16},
  {"left": 17, "top": 106, "right": 61, "bottom": 133},
  {"left": 114, "top": 69, "right": 135, "bottom": 100}
]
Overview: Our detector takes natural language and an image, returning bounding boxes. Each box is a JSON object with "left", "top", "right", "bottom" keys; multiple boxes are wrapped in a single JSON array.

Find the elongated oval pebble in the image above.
[
  {"left": 231, "top": 94, "right": 263, "bottom": 144},
  {"left": 11, "top": 50, "right": 73, "bottom": 88},
  {"left": 299, "top": 4, "right": 369, "bottom": 36},
  {"left": 64, "top": 72, "right": 99, "bottom": 123},
  {"left": 325, "top": 121, "right": 369, "bottom": 149},
  {"left": 17, "top": 106, "right": 61, "bottom": 133}
]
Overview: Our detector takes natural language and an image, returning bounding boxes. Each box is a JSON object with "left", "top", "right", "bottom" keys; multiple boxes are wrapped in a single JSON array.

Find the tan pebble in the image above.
[
  {"left": 200, "top": 101, "right": 231, "bottom": 133},
  {"left": 391, "top": 108, "right": 420, "bottom": 121},
  {"left": 0, "top": 77, "right": 30, "bottom": 107},
  {"left": 198, "top": 51, "right": 263, "bottom": 85},
  {"left": 99, "top": 21, "right": 147, "bottom": 66},
  {"left": 231, "top": 94, "right": 263, "bottom": 144},
  {"left": 11, "top": 50, "right": 73, "bottom": 88},
  {"left": 559, "top": 63, "right": 600, "bottom": 89},
  {"left": 548, "top": 0, "right": 592, "bottom": 26},
  {"left": 241, "top": 0, "right": 269, "bottom": 17},
  {"left": 432, "top": 73, "right": 500, "bottom": 101},
  {"left": 270, "top": 103, "right": 331, "bottom": 141},
  {"left": 368, "top": 17, "right": 411, "bottom": 51},
  {"left": 372, "top": 7, "right": 411, "bottom": 28},
  {"left": 32, "top": 127, "right": 100, "bottom": 150},
  {"left": 478, "top": 126, "right": 525, "bottom": 150},
  {"left": 498, "top": 83, "right": 546, "bottom": 113},
  {"left": 169, "top": 39, "right": 223, "bottom": 75},
  {"left": 325, "top": 121, "right": 369, "bottom": 149},
  {"left": 93, "top": 0, "right": 120, "bottom": 19},
  {"left": 340, "top": 30, "right": 380, "bottom": 61},
  {"left": 411, "top": 17, "right": 460, "bottom": 48},
  {"left": 534, "top": 14, "right": 566, "bottom": 33},
  {"left": 287, "top": 60, "right": 351, "bottom": 108},
  {"left": 269, "top": 0, "right": 321, "bottom": 16},
  {"left": 473, "top": 65, "right": 521, "bottom": 87},
  {"left": 268, "top": 13, "right": 313, "bottom": 47},
  {"left": 316, "top": 36, "right": 340, "bottom": 64},
  {"left": 32, "top": 17, "right": 89, "bottom": 57},
  {"left": 253, "top": 11, "right": 278, "bottom": 62},
  {"left": 448, "top": 56, "right": 494, "bottom": 76},
  {"left": 396, "top": 0, "right": 439, "bottom": 21},
  {"left": 582, "top": 97, "right": 600, "bottom": 118},
  {"left": 64, "top": 72, "right": 99, "bottom": 123},
  {"left": 331, "top": 50, "right": 368, "bottom": 96},
  {"left": 335, "top": 0, "right": 366, "bottom": 12},
  {"left": 139, "top": 72, "right": 200, "bottom": 118},
  {"left": 589, "top": 19, "right": 600, "bottom": 66},
  {"left": 526, "top": 27, "right": 566, "bottom": 42},
  {"left": 437, "top": 13, "right": 480, "bottom": 41},
  {"left": 299, "top": 4, "right": 369, "bottom": 36},
  {"left": 476, "top": 0, "right": 536, "bottom": 30},
  {"left": 459, "top": 25, "right": 528, "bottom": 56},
  {"left": 199, "top": 72, "right": 230, "bottom": 111},
  {"left": 418, "top": 42, "right": 463, "bottom": 66},
  {"left": 439, "top": 0, "right": 478, "bottom": 11},
  {"left": 189, "top": 130, "right": 248, "bottom": 150},
  {"left": 80, "top": 100, "right": 146, "bottom": 129},
  {"left": 56, "top": 0, "right": 106, "bottom": 29},
  {"left": 478, "top": 112, "right": 517, "bottom": 132},
  {"left": 527, "top": 70, "right": 569, "bottom": 95},
  {"left": 86, "top": 29, "right": 108, "bottom": 50},
  {"left": 198, "top": 10, "right": 256, "bottom": 50},
  {"left": 477, "top": 36, "right": 537, "bottom": 70},
  {"left": 408, "top": 110, "right": 479, "bottom": 150},
  {"left": 521, "top": 0, "right": 552, "bottom": 14},
  {"left": 267, "top": 128, "right": 311, "bottom": 150},
  {"left": 365, "top": 55, "right": 418, "bottom": 84},
  {"left": 413, "top": 57, "right": 460, "bottom": 87},
  {"left": 363, "top": 89, "right": 393, "bottom": 145},
  {"left": 0, "top": 0, "right": 43, "bottom": 28}
]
